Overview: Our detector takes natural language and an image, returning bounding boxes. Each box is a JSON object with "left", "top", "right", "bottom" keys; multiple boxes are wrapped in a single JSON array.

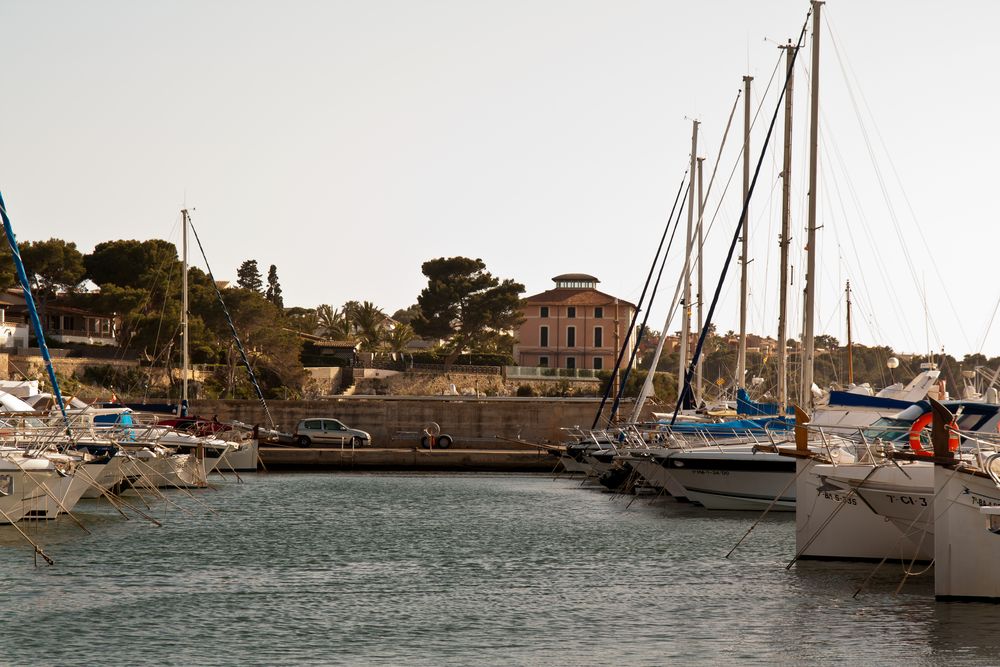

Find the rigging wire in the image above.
[
  {"left": 188, "top": 217, "right": 276, "bottom": 431},
  {"left": 594, "top": 172, "right": 688, "bottom": 428},
  {"left": 824, "top": 12, "right": 970, "bottom": 352},
  {"left": 608, "top": 177, "right": 689, "bottom": 423},
  {"left": 672, "top": 8, "right": 811, "bottom": 423}
]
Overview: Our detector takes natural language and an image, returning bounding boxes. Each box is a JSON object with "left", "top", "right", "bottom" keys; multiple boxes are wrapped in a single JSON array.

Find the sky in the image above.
[{"left": 1, "top": 1, "right": 998, "bottom": 357}]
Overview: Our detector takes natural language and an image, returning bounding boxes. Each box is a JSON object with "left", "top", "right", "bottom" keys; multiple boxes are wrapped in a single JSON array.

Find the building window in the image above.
[
  {"left": 593, "top": 357, "right": 603, "bottom": 370},
  {"left": 539, "top": 356, "right": 549, "bottom": 367},
  {"left": 567, "top": 306, "right": 576, "bottom": 318},
  {"left": 540, "top": 326, "right": 549, "bottom": 347},
  {"left": 567, "top": 357, "right": 576, "bottom": 370},
  {"left": 594, "top": 307, "right": 603, "bottom": 318},
  {"left": 594, "top": 326, "right": 603, "bottom": 348},
  {"left": 540, "top": 306, "right": 549, "bottom": 318},
  {"left": 566, "top": 326, "right": 576, "bottom": 347}
]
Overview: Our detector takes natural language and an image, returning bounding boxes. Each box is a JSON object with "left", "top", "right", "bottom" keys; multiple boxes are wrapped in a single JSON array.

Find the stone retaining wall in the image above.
[{"left": 190, "top": 396, "right": 647, "bottom": 447}]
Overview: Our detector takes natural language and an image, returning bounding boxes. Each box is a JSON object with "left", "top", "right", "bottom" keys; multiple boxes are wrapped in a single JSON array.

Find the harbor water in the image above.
[{"left": 3, "top": 472, "right": 1000, "bottom": 666}]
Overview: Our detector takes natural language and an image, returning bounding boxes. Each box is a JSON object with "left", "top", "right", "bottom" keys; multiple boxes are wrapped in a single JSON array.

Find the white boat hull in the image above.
[
  {"left": 796, "top": 458, "right": 932, "bottom": 562},
  {"left": 217, "top": 439, "right": 258, "bottom": 472},
  {"left": 934, "top": 464, "right": 1000, "bottom": 600},
  {"left": 79, "top": 456, "right": 127, "bottom": 499},
  {"left": 23, "top": 469, "right": 91, "bottom": 520},
  {"left": 632, "top": 457, "right": 687, "bottom": 498},
  {"left": 663, "top": 448, "right": 795, "bottom": 511},
  {"left": 0, "top": 467, "right": 55, "bottom": 524}
]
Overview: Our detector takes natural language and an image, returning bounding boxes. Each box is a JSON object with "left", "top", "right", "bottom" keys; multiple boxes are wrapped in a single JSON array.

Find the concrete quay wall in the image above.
[
  {"left": 259, "top": 447, "right": 557, "bottom": 472},
  {"left": 191, "top": 396, "right": 640, "bottom": 447}
]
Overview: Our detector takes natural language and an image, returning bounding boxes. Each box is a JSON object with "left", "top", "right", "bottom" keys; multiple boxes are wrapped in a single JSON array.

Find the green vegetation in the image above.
[
  {"left": 236, "top": 259, "right": 264, "bottom": 293},
  {"left": 412, "top": 256, "right": 524, "bottom": 365},
  {"left": 5, "top": 232, "right": 989, "bottom": 403}
]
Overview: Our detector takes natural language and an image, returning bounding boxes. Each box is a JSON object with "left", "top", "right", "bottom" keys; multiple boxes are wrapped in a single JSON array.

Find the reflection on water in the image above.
[{"left": 2, "top": 473, "right": 999, "bottom": 666}]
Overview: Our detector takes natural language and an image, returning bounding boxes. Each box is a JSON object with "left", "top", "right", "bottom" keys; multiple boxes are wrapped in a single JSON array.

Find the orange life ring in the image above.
[{"left": 908, "top": 412, "right": 960, "bottom": 455}]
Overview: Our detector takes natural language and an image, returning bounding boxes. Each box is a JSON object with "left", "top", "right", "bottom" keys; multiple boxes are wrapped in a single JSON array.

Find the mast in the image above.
[
  {"left": 679, "top": 119, "right": 698, "bottom": 391},
  {"left": 696, "top": 156, "right": 705, "bottom": 403},
  {"left": 737, "top": 75, "right": 752, "bottom": 391},
  {"left": 181, "top": 208, "right": 190, "bottom": 415},
  {"left": 778, "top": 41, "right": 796, "bottom": 412},
  {"left": 801, "top": 0, "right": 823, "bottom": 408},
  {"left": 845, "top": 280, "right": 854, "bottom": 385}
]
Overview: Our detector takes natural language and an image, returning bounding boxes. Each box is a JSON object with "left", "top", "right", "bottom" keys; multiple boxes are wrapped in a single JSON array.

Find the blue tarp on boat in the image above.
[
  {"left": 736, "top": 388, "right": 782, "bottom": 417},
  {"left": 827, "top": 391, "right": 914, "bottom": 411}
]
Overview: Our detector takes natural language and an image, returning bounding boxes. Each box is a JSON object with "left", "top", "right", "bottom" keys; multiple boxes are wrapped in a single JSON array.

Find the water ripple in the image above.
[{"left": 2, "top": 473, "right": 999, "bottom": 666}]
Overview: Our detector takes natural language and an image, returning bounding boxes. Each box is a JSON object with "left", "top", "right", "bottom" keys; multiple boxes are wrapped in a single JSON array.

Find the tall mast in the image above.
[
  {"left": 777, "top": 42, "right": 796, "bottom": 412},
  {"left": 801, "top": 1, "right": 823, "bottom": 408},
  {"left": 696, "top": 156, "right": 705, "bottom": 402},
  {"left": 845, "top": 280, "right": 854, "bottom": 385},
  {"left": 679, "top": 119, "right": 698, "bottom": 389},
  {"left": 181, "top": 208, "right": 190, "bottom": 413},
  {"left": 737, "top": 74, "right": 752, "bottom": 390}
]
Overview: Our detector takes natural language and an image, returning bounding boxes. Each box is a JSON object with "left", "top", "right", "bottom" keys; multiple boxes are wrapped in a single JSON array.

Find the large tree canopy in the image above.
[
  {"left": 413, "top": 256, "right": 524, "bottom": 362},
  {"left": 20, "top": 238, "right": 85, "bottom": 293},
  {"left": 84, "top": 239, "right": 179, "bottom": 290},
  {"left": 236, "top": 259, "right": 264, "bottom": 293}
]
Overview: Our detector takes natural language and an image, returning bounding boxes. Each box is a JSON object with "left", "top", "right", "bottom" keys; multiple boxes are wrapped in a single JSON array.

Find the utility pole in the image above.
[
  {"left": 679, "top": 119, "right": 698, "bottom": 395},
  {"left": 737, "top": 74, "right": 752, "bottom": 391},
  {"left": 777, "top": 42, "right": 795, "bottom": 412},
  {"left": 801, "top": 1, "right": 823, "bottom": 408}
]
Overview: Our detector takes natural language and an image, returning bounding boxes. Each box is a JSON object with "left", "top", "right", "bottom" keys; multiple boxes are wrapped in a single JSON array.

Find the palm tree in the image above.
[
  {"left": 348, "top": 301, "right": 386, "bottom": 352},
  {"left": 316, "top": 304, "right": 352, "bottom": 340},
  {"left": 383, "top": 322, "right": 416, "bottom": 357}
]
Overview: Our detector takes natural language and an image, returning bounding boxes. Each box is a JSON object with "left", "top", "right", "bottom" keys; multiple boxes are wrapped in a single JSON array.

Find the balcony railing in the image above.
[{"left": 505, "top": 366, "right": 602, "bottom": 382}]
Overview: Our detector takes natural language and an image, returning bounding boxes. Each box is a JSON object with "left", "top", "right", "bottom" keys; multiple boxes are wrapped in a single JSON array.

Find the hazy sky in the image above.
[{"left": 2, "top": 1, "right": 997, "bottom": 357}]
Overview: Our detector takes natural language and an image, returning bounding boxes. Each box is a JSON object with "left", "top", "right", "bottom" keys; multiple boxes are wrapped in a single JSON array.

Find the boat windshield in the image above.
[{"left": 863, "top": 417, "right": 912, "bottom": 443}]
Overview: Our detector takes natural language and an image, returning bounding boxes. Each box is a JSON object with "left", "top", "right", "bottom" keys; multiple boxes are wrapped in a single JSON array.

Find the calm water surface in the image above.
[{"left": 2, "top": 472, "right": 999, "bottom": 666}]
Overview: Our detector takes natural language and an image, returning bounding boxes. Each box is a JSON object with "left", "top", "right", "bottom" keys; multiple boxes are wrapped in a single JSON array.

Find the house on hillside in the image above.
[
  {"left": 0, "top": 291, "right": 116, "bottom": 347},
  {"left": 514, "top": 273, "right": 637, "bottom": 371}
]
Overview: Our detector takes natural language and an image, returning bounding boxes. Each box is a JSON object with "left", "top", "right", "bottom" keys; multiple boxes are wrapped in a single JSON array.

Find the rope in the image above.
[{"left": 186, "top": 218, "right": 276, "bottom": 431}]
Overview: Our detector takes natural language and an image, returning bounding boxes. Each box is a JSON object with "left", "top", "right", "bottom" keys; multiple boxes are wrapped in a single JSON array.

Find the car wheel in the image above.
[
  {"left": 351, "top": 436, "right": 363, "bottom": 447},
  {"left": 419, "top": 435, "right": 431, "bottom": 449},
  {"left": 437, "top": 435, "right": 452, "bottom": 449},
  {"left": 297, "top": 435, "right": 311, "bottom": 447}
]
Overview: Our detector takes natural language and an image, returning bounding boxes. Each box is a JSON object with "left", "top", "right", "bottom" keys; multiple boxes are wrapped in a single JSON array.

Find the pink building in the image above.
[{"left": 514, "top": 274, "right": 636, "bottom": 371}]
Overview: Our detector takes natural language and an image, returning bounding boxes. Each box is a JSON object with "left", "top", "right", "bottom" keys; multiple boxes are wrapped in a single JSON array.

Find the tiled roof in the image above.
[
  {"left": 313, "top": 340, "right": 358, "bottom": 349},
  {"left": 523, "top": 288, "right": 636, "bottom": 309}
]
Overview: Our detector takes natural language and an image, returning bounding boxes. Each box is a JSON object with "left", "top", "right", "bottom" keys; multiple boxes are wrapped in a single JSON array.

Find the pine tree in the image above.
[
  {"left": 236, "top": 259, "right": 264, "bottom": 293},
  {"left": 265, "top": 264, "right": 284, "bottom": 308}
]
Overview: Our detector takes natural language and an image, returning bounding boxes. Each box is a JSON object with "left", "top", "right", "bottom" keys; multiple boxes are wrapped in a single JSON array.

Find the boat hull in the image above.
[
  {"left": 796, "top": 459, "right": 932, "bottom": 562},
  {"left": 934, "top": 465, "right": 1000, "bottom": 600},
  {"left": 664, "top": 449, "right": 796, "bottom": 511}
]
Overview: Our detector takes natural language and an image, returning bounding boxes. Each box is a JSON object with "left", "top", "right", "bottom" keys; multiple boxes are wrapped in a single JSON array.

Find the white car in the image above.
[{"left": 293, "top": 418, "right": 371, "bottom": 447}]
